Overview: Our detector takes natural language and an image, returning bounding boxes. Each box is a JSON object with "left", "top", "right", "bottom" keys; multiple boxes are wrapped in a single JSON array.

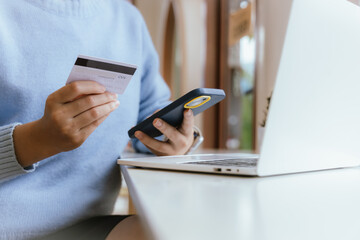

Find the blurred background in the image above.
[
  {"left": 115, "top": 0, "right": 360, "bottom": 215},
  {"left": 127, "top": 0, "right": 359, "bottom": 152}
]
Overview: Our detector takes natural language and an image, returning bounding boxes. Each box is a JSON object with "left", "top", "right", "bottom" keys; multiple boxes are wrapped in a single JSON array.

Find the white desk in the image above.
[{"left": 120, "top": 164, "right": 360, "bottom": 240}]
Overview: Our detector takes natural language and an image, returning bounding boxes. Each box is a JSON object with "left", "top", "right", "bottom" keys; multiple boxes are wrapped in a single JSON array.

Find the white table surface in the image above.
[{"left": 120, "top": 163, "right": 360, "bottom": 240}]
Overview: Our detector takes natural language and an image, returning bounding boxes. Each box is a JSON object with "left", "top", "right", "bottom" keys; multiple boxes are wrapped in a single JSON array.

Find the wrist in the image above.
[{"left": 13, "top": 120, "right": 59, "bottom": 167}]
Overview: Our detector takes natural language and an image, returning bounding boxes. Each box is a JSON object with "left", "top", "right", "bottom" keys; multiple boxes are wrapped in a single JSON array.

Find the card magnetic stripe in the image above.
[{"left": 75, "top": 58, "right": 137, "bottom": 75}]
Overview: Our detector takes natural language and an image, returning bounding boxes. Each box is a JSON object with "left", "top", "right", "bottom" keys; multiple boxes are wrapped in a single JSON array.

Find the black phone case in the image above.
[{"left": 128, "top": 88, "right": 226, "bottom": 139}]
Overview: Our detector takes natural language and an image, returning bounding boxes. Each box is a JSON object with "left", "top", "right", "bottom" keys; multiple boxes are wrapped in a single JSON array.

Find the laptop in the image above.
[{"left": 118, "top": 0, "right": 360, "bottom": 176}]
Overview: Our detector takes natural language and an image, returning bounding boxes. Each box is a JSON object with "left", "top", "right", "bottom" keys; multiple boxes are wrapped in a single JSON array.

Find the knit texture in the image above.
[
  {"left": 0, "top": 0, "right": 170, "bottom": 239},
  {"left": 0, "top": 123, "right": 36, "bottom": 181}
]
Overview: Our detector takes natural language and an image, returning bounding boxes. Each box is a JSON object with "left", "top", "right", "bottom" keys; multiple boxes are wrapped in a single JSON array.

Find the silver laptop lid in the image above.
[{"left": 258, "top": 0, "right": 360, "bottom": 176}]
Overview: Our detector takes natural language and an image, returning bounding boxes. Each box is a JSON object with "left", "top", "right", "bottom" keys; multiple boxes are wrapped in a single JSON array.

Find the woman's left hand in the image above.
[{"left": 134, "top": 109, "right": 195, "bottom": 156}]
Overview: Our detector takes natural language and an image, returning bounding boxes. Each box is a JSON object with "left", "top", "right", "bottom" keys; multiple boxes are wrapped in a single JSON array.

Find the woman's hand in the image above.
[
  {"left": 134, "top": 109, "right": 195, "bottom": 156},
  {"left": 13, "top": 81, "right": 119, "bottom": 167}
]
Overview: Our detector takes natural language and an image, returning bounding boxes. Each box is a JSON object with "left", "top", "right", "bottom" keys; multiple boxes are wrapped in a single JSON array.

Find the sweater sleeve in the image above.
[
  {"left": 0, "top": 123, "right": 37, "bottom": 183},
  {"left": 131, "top": 13, "right": 171, "bottom": 153}
]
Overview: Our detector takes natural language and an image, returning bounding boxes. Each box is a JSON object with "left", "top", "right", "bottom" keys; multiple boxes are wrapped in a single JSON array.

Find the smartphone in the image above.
[{"left": 128, "top": 88, "right": 226, "bottom": 138}]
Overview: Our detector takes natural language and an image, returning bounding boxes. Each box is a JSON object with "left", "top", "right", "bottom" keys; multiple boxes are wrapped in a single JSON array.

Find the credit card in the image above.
[{"left": 66, "top": 55, "right": 137, "bottom": 94}]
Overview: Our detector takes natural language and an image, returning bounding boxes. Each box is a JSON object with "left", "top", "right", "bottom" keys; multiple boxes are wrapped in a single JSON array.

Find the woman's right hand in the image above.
[{"left": 13, "top": 81, "right": 119, "bottom": 167}]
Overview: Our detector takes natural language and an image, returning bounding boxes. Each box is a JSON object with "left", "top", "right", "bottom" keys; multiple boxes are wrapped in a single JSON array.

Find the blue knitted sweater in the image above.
[{"left": 0, "top": 0, "right": 170, "bottom": 239}]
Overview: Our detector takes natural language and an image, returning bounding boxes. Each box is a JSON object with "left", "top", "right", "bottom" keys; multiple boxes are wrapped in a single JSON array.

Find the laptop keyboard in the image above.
[{"left": 183, "top": 158, "right": 258, "bottom": 168}]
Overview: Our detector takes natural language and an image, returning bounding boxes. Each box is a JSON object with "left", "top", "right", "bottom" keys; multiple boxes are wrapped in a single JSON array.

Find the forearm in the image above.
[{"left": 13, "top": 120, "right": 60, "bottom": 168}]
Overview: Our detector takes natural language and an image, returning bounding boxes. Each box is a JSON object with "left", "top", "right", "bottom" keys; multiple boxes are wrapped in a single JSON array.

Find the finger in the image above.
[
  {"left": 152, "top": 118, "right": 181, "bottom": 143},
  {"left": 66, "top": 92, "right": 118, "bottom": 117},
  {"left": 133, "top": 140, "right": 167, "bottom": 156},
  {"left": 153, "top": 118, "right": 192, "bottom": 153},
  {"left": 79, "top": 113, "right": 110, "bottom": 137},
  {"left": 53, "top": 81, "right": 106, "bottom": 103},
  {"left": 75, "top": 100, "right": 120, "bottom": 128},
  {"left": 144, "top": 145, "right": 168, "bottom": 156},
  {"left": 134, "top": 131, "right": 173, "bottom": 155},
  {"left": 178, "top": 109, "right": 194, "bottom": 136}
]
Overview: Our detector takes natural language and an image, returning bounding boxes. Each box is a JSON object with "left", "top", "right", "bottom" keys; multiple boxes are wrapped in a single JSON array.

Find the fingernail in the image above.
[
  {"left": 154, "top": 119, "right": 162, "bottom": 128},
  {"left": 112, "top": 100, "right": 120, "bottom": 108},
  {"left": 135, "top": 131, "right": 143, "bottom": 139},
  {"left": 185, "top": 109, "right": 193, "bottom": 117}
]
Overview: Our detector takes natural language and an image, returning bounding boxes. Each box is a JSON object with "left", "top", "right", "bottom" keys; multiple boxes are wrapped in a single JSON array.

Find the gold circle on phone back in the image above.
[{"left": 184, "top": 96, "right": 211, "bottom": 109}]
